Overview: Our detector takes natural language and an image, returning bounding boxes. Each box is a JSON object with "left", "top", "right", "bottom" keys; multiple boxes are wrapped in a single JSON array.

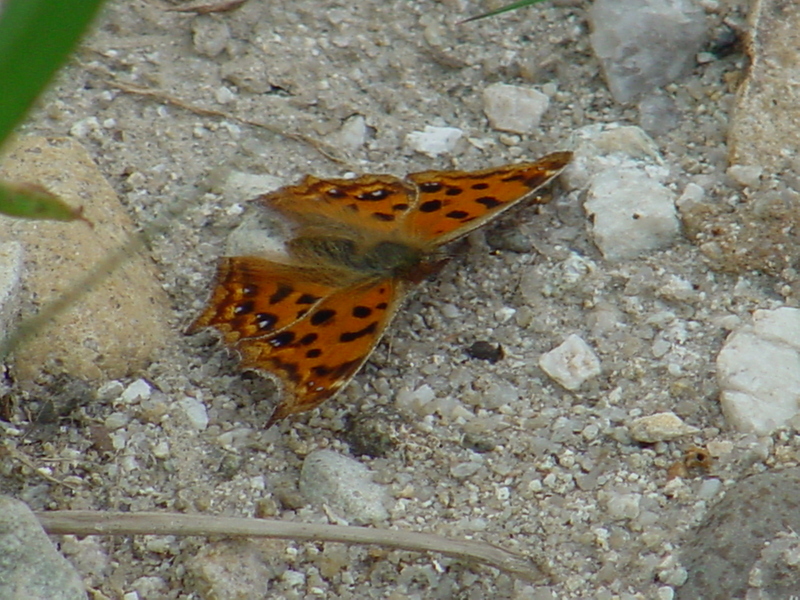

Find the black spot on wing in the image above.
[
  {"left": 305, "top": 348, "right": 322, "bottom": 358},
  {"left": 419, "top": 182, "right": 443, "bottom": 193},
  {"left": 310, "top": 309, "right": 336, "bottom": 326},
  {"left": 352, "top": 306, "right": 372, "bottom": 318},
  {"left": 445, "top": 187, "right": 463, "bottom": 196},
  {"left": 339, "top": 321, "right": 378, "bottom": 343},
  {"left": 446, "top": 210, "right": 470, "bottom": 220},
  {"left": 296, "top": 293, "right": 320, "bottom": 305},
  {"left": 269, "top": 284, "right": 293, "bottom": 305},
  {"left": 476, "top": 196, "right": 502, "bottom": 209},
  {"left": 357, "top": 188, "right": 392, "bottom": 201},
  {"left": 420, "top": 200, "right": 442, "bottom": 213},
  {"left": 372, "top": 212, "right": 395, "bottom": 222},
  {"left": 298, "top": 333, "right": 318, "bottom": 346},
  {"left": 256, "top": 312, "right": 279, "bottom": 331},
  {"left": 269, "top": 330, "right": 296, "bottom": 348},
  {"left": 471, "top": 182, "right": 489, "bottom": 190},
  {"left": 234, "top": 301, "right": 254, "bottom": 315}
]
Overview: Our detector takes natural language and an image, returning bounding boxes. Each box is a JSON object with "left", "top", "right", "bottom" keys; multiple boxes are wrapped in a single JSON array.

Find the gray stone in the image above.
[
  {"left": 0, "top": 496, "right": 87, "bottom": 600},
  {"left": 679, "top": 469, "right": 800, "bottom": 600},
  {"left": 589, "top": 0, "right": 707, "bottom": 103},
  {"left": 0, "top": 136, "right": 172, "bottom": 388},
  {"left": 299, "top": 449, "right": 390, "bottom": 524}
]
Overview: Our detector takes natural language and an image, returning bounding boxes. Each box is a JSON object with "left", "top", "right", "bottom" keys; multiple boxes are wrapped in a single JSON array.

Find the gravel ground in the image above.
[{"left": 5, "top": 0, "right": 800, "bottom": 599}]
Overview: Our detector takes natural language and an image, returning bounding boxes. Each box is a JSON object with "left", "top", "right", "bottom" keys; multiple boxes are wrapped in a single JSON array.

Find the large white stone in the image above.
[
  {"left": 584, "top": 167, "right": 680, "bottom": 261},
  {"left": 717, "top": 307, "right": 800, "bottom": 435}
]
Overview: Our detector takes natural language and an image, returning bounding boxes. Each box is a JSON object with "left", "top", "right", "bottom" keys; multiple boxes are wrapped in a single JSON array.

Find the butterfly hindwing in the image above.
[
  {"left": 233, "top": 276, "right": 404, "bottom": 426},
  {"left": 189, "top": 257, "right": 339, "bottom": 346}
]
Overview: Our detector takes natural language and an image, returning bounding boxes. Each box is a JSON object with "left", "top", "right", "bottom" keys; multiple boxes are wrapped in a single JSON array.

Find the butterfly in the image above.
[{"left": 190, "top": 151, "right": 572, "bottom": 427}]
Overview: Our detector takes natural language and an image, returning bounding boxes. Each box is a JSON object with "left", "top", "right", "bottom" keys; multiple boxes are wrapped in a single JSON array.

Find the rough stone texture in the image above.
[
  {"left": 482, "top": 83, "right": 550, "bottom": 134},
  {"left": 717, "top": 307, "right": 800, "bottom": 434},
  {"left": 538, "top": 334, "right": 601, "bottom": 391},
  {"left": 299, "top": 449, "right": 390, "bottom": 525},
  {"left": 0, "top": 496, "right": 87, "bottom": 600},
  {"left": 628, "top": 412, "right": 700, "bottom": 443},
  {"left": 679, "top": 469, "right": 800, "bottom": 600},
  {"left": 728, "top": 0, "right": 800, "bottom": 172},
  {"left": 584, "top": 167, "right": 680, "bottom": 261},
  {"left": 685, "top": 0, "right": 800, "bottom": 290},
  {"left": 589, "top": 0, "right": 707, "bottom": 103},
  {"left": 0, "top": 241, "right": 23, "bottom": 342},
  {"left": 0, "top": 136, "right": 171, "bottom": 386}
]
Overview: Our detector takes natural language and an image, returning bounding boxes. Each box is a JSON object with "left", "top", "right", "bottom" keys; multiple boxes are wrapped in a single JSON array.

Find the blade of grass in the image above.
[
  {"left": 0, "top": 181, "right": 90, "bottom": 223},
  {"left": 0, "top": 0, "right": 106, "bottom": 145},
  {"left": 460, "top": 0, "right": 551, "bottom": 24}
]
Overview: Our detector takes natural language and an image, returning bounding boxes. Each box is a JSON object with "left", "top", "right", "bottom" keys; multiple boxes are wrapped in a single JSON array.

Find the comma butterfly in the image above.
[{"left": 190, "top": 151, "right": 572, "bottom": 427}]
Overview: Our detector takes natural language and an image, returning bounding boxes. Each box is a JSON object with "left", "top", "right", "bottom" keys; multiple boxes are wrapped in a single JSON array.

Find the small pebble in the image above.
[{"left": 539, "top": 334, "right": 601, "bottom": 391}]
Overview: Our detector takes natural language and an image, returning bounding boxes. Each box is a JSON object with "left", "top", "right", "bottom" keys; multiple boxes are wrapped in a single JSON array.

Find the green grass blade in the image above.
[
  {"left": 461, "top": 0, "right": 551, "bottom": 24},
  {"left": 0, "top": 181, "right": 90, "bottom": 223},
  {"left": 0, "top": 0, "right": 106, "bottom": 145}
]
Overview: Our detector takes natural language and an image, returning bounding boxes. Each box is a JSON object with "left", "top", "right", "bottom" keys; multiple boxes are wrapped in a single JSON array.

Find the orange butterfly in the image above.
[{"left": 190, "top": 151, "right": 572, "bottom": 427}]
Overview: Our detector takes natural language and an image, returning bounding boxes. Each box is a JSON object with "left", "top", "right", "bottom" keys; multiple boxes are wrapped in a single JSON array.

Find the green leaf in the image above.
[
  {"left": 461, "top": 0, "right": 551, "bottom": 24},
  {"left": 0, "top": 0, "right": 106, "bottom": 145},
  {"left": 0, "top": 181, "right": 90, "bottom": 224}
]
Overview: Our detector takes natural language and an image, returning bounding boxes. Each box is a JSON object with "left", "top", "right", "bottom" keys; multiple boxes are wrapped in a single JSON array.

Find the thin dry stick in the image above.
[
  {"left": 83, "top": 64, "right": 349, "bottom": 165},
  {"left": 37, "top": 510, "right": 548, "bottom": 582}
]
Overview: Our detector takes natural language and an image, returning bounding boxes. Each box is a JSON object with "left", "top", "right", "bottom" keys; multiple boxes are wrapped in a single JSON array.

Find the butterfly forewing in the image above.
[
  {"left": 261, "top": 174, "right": 416, "bottom": 235},
  {"left": 404, "top": 151, "right": 572, "bottom": 245}
]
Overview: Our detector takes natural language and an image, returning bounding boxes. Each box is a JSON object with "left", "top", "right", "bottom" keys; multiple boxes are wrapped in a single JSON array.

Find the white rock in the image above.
[
  {"left": 405, "top": 125, "right": 463, "bottom": 157},
  {"left": 299, "top": 450, "right": 390, "bottom": 524},
  {"left": 326, "top": 114, "right": 368, "bottom": 150},
  {"left": 628, "top": 412, "right": 699, "bottom": 443},
  {"left": 0, "top": 242, "right": 23, "bottom": 342},
  {"left": 717, "top": 307, "right": 800, "bottom": 435},
  {"left": 562, "top": 124, "right": 664, "bottom": 192},
  {"left": 177, "top": 397, "right": 209, "bottom": 431},
  {"left": 589, "top": 0, "right": 707, "bottom": 103},
  {"left": 606, "top": 492, "right": 641, "bottom": 520},
  {"left": 120, "top": 379, "right": 152, "bottom": 403},
  {"left": 727, "top": 164, "right": 763, "bottom": 188},
  {"left": 482, "top": 83, "right": 550, "bottom": 134},
  {"left": 539, "top": 334, "right": 601, "bottom": 391},
  {"left": 584, "top": 167, "right": 680, "bottom": 261}
]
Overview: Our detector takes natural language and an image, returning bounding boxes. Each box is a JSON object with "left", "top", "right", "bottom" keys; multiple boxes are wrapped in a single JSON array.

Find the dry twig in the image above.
[{"left": 37, "top": 510, "right": 548, "bottom": 582}]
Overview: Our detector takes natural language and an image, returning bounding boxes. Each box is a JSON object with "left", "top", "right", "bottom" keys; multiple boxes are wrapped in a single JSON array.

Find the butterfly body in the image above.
[{"left": 191, "top": 151, "right": 572, "bottom": 426}]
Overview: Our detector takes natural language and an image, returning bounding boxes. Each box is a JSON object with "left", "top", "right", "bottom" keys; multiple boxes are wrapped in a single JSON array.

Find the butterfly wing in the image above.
[
  {"left": 260, "top": 174, "right": 416, "bottom": 235},
  {"left": 188, "top": 257, "right": 338, "bottom": 346},
  {"left": 404, "top": 151, "right": 572, "bottom": 245},
  {"left": 190, "top": 256, "right": 404, "bottom": 427}
]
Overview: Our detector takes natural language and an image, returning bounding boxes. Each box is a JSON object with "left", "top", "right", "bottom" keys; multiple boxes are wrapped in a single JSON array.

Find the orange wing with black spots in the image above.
[
  {"left": 189, "top": 257, "right": 339, "bottom": 346},
  {"left": 405, "top": 151, "right": 572, "bottom": 245},
  {"left": 192, "top": 151, "right": 572, "bottom": 427},
  {"left": 260, "top": 174, "right": 416, "bottom": 235},
  {"left": 190, "top": 256, "right": 404, "bottom": 427}
]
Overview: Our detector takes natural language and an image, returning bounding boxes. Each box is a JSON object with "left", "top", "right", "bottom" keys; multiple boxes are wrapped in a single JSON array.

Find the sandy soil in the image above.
[{"left": 7, "top": 0, "right": 795, "bottom": 598}]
